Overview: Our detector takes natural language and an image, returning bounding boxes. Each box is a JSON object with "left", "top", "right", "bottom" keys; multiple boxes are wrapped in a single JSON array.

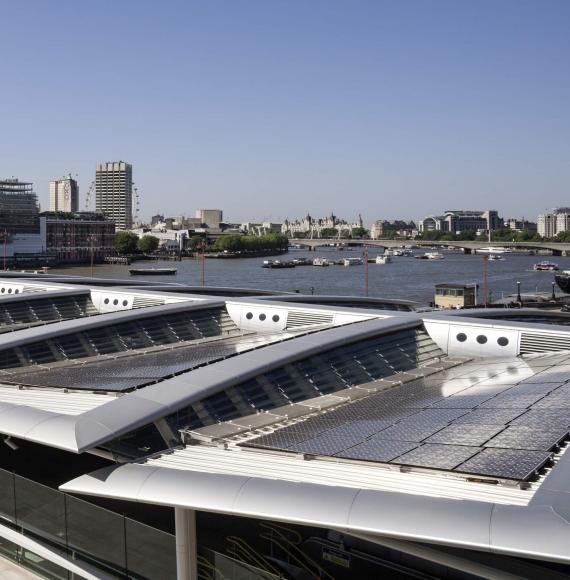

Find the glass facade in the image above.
[{"left": 0, "top": 468, "right": 176, "bottom": 579}]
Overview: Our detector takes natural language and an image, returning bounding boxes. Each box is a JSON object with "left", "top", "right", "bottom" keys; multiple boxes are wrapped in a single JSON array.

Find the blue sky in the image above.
[{"left": 1, "top": 0, "right": 569, "bottom": 224}]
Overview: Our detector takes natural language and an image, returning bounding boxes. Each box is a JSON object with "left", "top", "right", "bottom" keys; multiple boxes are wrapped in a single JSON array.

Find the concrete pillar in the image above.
[{"left": 175, "top": 508, "right": 197, "bottom": 580}]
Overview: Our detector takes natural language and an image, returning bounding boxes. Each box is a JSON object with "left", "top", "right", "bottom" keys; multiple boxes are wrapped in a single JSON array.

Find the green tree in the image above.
[
  {"left": 137, "top": 235, "right": 160, "bottom": 253},
  {"left": 115, "top": 231, "right": 139, "bottom": 254},
  {"left": 213, "top": 235, "right": 243, "bottom": 252},
  {"left": 320, "top": 228, "right": 338, "bottom": 238},
  {"left": 351, "top": 227, "right": 368, "bottom": 238}
]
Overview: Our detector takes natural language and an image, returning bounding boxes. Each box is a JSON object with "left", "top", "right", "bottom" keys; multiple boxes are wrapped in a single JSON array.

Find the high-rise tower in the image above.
[
  {"left": 49, "top": 174, "right": 79, "bottom": 213},
  {"left": 95, "top": 161, "right": 133, "bottom": 230}
]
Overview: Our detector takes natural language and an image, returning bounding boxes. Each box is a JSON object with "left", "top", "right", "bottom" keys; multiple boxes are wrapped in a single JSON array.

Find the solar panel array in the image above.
[
  {"left": 0, "top": 307, "right": 237, "bottom": 371},
  {"left": 0, "top": 295, "right": 97, "bottom": 333},
  {"left": 1, "top": 332, "right": 288, "bottom": 392},
  {"left": 241, "top": 359, "right": 570, "bottom": 481}
]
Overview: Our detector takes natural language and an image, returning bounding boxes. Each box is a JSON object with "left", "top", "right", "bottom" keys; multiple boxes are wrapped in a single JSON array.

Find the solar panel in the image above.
[
  {"left": 455, "top": 448, "right": 552, "bottom": 480},
  {"left": 335, "top": 438, "right": 417, "bottom": 462},
  {"left": 425, "top": 424, "right": 504, "bottom": 446},
  {"left": 287, "top": 432, "right": 365, "bottom": 455},
  {"left": 430, "top": 395, "right": 495, "bottom": 409},
  {"left": 484, "top": 426, "right": 568, "bottom": 451},
  {"left": 453, "top": 408, "right": 525, "bottom": 425},
  {"left": 479, "top": 393, "right": 547, "bottom": 409},
  {"left": 373, "top": 420, "right": 446, "bottom": 443},
  {"left": 510, "top": 409, "right": 570, "bottom": 428},
  {"left": 395, "top": 444, "right": 480, "bottom": 470}
]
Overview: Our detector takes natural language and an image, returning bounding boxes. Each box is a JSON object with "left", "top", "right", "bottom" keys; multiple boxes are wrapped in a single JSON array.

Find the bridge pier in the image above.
[
  {"left": 552, "top": 249, "right": 562, "bottom": 257},
  {"left": 463, "top": 248, "right": 473, "bottom": 255}
]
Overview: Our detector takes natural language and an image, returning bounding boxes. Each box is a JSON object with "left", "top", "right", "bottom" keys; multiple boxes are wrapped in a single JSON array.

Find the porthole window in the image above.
[
  {"left": 1, "top": 288, "right": 5, "bottom": 293},
  {"left": 476, "top": 335, "right": 487, "bottom": 344},
  {"left": 456, "top": 333, "right": 467, "bottom": 342},
  {"left": 7, "top": 289, "right": 12, "bottom": 294},
  {"left": 122, "top": 300, "right": 128, "bottom": 306},
  {"left": 113, "top": 299, "right": 119, "bottom": 306},
  {"left": 259, "top": 313, "right": 266, "bottom": 321},
  {"left": 104, "top": 298, "right": 109, "bottom": 304},
  {"left": 14, "top": 289, "right": 19, "bottom": 294},
  {"left": 245, "top": 312, "right": 253, "bottom": 320},
  {"left": 272, "top": 314, "right": 280, "bottom": 322},
  {"left": 497, "top": 337, "right": 509, "bottom": 347}
]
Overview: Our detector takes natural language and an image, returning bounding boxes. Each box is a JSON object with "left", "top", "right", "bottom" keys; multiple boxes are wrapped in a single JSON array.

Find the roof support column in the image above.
[{"left": 175, "top": 508, "right": 197, "bottom": 580}]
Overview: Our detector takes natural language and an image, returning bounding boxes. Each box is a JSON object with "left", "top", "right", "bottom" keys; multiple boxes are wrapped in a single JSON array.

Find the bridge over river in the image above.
[{"left": 289, "top": 238, "right": 570, "bottom": 255}]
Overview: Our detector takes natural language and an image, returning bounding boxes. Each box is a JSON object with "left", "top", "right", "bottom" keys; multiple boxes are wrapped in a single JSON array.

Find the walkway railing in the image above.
[{"left": 0, "top": 467, "right": 176, "bottom": 579}]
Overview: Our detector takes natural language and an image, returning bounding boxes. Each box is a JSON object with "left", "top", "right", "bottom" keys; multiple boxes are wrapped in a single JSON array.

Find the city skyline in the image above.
[{"left": 2, "top": 1, "right": 569, "bottom": 221}]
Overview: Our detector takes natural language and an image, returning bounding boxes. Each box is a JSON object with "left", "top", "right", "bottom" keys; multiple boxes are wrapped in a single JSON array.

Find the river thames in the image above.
[{"left": 47, "top": 247, "right": 570, "bottom": 306}]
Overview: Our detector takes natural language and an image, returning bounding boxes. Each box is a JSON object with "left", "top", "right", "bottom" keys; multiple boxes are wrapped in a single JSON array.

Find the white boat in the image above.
[
  {"left": 313, "top": 257, "right": 330, "bottom": 267},
  {"left": 416, "top": 252, "right": 445, "bottom": 260},
  {"left": 376, "top": 255, "right": 392, "bottom": 264},
  {"left": 534, "top": 261, "right": 559, "bottom": 271},
  {"left": 343, "top": 257, "right": 363, "bottom": 266},
  {"left": 476, "top": 246, "right": 513, "bottom": 254},
  {"left": 488, "top": 254, "right": 504, "bottom": 261}
]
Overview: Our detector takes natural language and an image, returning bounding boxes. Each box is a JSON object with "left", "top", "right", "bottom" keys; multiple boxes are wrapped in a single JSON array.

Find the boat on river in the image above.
[
  {"left": 261, "top": 260, "right": 295, "bottom": 269},
  {"left": 488, "top": 254, "right": 504, "bottom": 261},
  {"left": 415, "top": 252, "right": 444, "bottom": 260},
  {"left": 129, "top": 268, "right": 177, "bottom": 276},
  {"left": 534, "top": 261, "right": 559, "bottom": 271},
  {"left": 343, "top": 257, "right": 363, "bottom": 266},
  {"left": 376, "top": 255, "right": 391, "bottom": 264},
  {"left": 313, "top": 257, "right": 330, "bottom": 267},
  {"left": 475, "top": 246, "right": 513, "bottom": 254}
]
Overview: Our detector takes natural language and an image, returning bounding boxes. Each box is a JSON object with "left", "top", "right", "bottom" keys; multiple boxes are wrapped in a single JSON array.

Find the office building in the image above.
[
  {"left": 195, "top": 209, "right": 223, "bottom": 229},
  {"left": 0, "top": 276, "right": 569, "bottom": 578},
  {"left": 537, "top": 208, "right": 570, "bottom": 238},
  {"left": 49, "top": 174, "right": 79, "bottom": 213},
  {"left": 95, "top": 161, "right": 133, "bottom": 230},
  {"left": 0, "top": 179, "right": 40, "bottom": 234},
  {"left": 42, "top": 211, "right": 116, "bottom": 262},
  {"left": 419, "top": 210, "right": 500, "bottom": 233}
]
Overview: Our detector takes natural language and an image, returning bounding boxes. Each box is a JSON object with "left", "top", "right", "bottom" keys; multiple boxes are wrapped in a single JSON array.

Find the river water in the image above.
[{"left": 48, "top": 248, "right": 569, "bottom": 306}]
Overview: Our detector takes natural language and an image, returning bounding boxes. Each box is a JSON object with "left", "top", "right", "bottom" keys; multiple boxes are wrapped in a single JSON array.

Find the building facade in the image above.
[
  {"left": 0, "top": 179, "right": 40, "bottom": 234},
  {"left": 240, "top": 222, "right": 283, "bottom": 236},
  {"left": 370, "top": 220, "right": 416, "bottom": 239},
  {"left": 49, "top": 174, "right": 79, "bottom": 213},
  {"left": 95, "top": 161, "right": 133, "bottom": 230},
  {"left": 195, "top": 209, "right": 223, "bottom": 229},
  {"left": 42, "top": 212, "right": 116, "bottom": 262},
  {"left": 504, "top": 218, "right": 537, "bottom": 232},
  {"left": 537, "top": 208, "right": 570, "bottom": 238},
  {"left": 419, "top": 210, "right": 500, "bottom": 233},
  {"left": 282, "top": 213, "right": 363, "bottom": 237}
]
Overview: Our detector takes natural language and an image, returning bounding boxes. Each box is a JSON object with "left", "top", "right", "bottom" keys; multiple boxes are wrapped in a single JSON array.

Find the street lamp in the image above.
[{"left": 516, "top": 281, "right": 522, "bottom": 304}]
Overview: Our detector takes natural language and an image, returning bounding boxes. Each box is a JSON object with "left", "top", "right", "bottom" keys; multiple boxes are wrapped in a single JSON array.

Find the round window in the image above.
[
  {"left": 113, "top": 299, "right": 119, "bottom": 306},
  {"left": 245, "top": 312, "right": 253, "bottom": 320},
  {"left": 7, "top": 289, "right": 12, "bottom": 294},
  {"left": 272, "top": 314, "right": 280, "bottom": 322},
  {"left": 14, "top": 289, "right": 19, "bottom": 294},
  {"left": 0, "top": 288, "right": 4, "bottom": 293},
  {"left": 259, "top": 313, "right": 266, "bottom": 321},
  {"left": 122, "top": 300, "right": 128, "bottom": 306},
  {"left": 476, "top": 335, "right": 488, "bottom": 344},
  {"left": 497, "top": 337, "right": 509, "bottom": 347},
  {"left": 456, "top": 333, "right": 467, "bottom": 342},
  {"left": 104, "top": 298, "right": 109, "bottom": 304}
]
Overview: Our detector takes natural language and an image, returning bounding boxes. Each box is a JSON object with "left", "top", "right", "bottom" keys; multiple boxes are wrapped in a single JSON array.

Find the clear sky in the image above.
[{"left": 1, "top": 0, "right": 569, "bottom": 225}]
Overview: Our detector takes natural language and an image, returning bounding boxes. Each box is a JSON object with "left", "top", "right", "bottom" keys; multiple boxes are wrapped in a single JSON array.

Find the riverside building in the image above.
[
  {"left": 419, "top": 210, "right": 501, "bottom": 234},
  {"left": 538, "top": 208, "right": 570, "bottom": 238},
  {"left": 95, "top": 161, "right": 133, "bottom": 230},
  {"left": 0, "top": 274, "right": 568, "bottom": 578},
  {"left": 49, "top": 174, "right": 79, "bottom": 213}
]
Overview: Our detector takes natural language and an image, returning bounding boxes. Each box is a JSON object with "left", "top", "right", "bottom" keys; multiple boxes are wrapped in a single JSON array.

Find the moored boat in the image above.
[
  {"left": 343, "top": 257, "right": 363, "bottom": 266},
  {"left": 415, "top": 252, "right": 444, "bottom": 260},
  {"left": 313, "top": 257, "right": 330, "bottom": 267},
  {"left": 488, "top": 254, "right": 504, "bottom": 261},
  {"left": 261, "top": 260, "right": 295, "bottom": 269},
  {"left": 534, "top": 261, "right": 559, "bottom": 271},
  {"left": 129, "top": 268, "right": 177, "bottom": 275},
  {"left": 375, "top": 255, "right": 391, "bottom": 264}
]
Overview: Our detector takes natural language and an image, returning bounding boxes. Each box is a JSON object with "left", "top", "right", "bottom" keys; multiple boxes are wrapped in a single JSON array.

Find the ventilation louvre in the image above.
[
  {"left": 520, "top": 332, "right": 570, "bottom": 354},
  {"left": 286, "top": 310, "right": 334, "bottom": 328},
  {"left": 132, "top": 296, "right": 165, "bottom": 309},
  {"left": 22, "top": 286, "right": 47, "bottom": 293}
]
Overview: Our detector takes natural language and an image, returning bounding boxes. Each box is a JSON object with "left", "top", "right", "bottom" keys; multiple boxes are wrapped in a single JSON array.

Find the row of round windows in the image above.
[
  {"left": 456, "top": 333, "right": 509, "bottom": 347},
  {"left": 245, "top": 312, "right": 280, "bottom": 323},
  {"left": 103, "top": 298, "right": 129, "bottom": 307},
  {"left": 0, "top": 288, "right": 20, "bottom": 294}
]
